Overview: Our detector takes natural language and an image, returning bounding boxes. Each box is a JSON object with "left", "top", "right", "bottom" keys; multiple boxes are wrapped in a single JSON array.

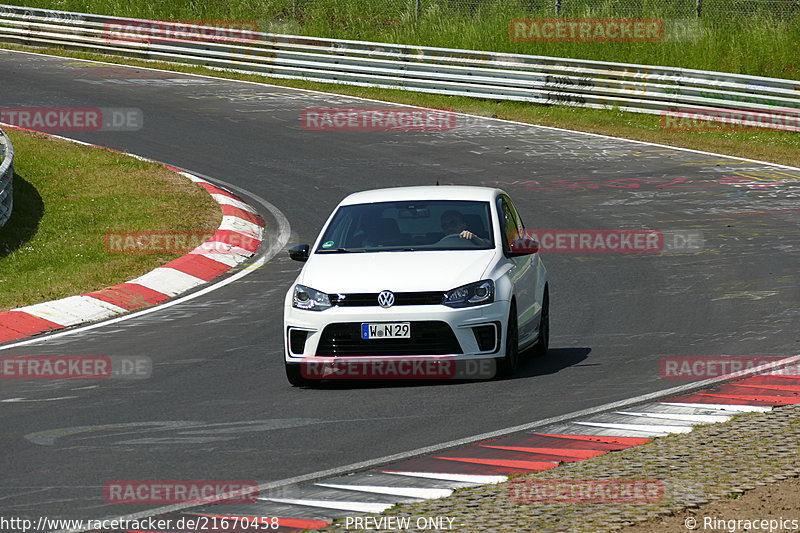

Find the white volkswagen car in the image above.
[{"left": 282, "top": 186, "right": 548, "bottom": 385}]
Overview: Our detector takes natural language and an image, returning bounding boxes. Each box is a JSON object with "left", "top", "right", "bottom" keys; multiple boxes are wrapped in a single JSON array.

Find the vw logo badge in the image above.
[{"left": 377, "top": 290, "right": 395, "bottom": 308}]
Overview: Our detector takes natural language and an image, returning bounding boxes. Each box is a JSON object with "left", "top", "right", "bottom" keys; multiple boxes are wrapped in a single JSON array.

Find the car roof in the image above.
[{"left": 339, "top": 186, "right": 503, "bottom": 205}]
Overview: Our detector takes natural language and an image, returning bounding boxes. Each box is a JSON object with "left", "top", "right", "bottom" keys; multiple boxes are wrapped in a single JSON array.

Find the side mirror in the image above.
[
  {"left": 508, "top": 231, "right": 539, "bottom": 256},
  {"left": 288, "top": 244, "right": 310, "bottom": 262}
]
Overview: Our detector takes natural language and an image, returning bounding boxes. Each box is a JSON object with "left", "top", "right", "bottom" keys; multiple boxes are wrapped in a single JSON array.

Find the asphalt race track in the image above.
[{"left": 0, "top": 49, "right": 799, "bottom": 524}]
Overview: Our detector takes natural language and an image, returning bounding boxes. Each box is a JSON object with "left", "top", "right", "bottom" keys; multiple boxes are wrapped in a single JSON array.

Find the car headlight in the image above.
[
  {"left": 443, "top": 280, "right": 494, "bottom": 308},
  {"left": 293, "top": 284, "right": 332, "bottom": 311}
]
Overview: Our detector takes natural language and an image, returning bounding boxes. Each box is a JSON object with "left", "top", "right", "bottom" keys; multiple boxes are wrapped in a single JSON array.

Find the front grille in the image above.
[
  {"left": 330, "top": 292, "right": 445, "bottom": 307},
  {"left": 316, "top": 321, "right": 462, "bottom": 356}
]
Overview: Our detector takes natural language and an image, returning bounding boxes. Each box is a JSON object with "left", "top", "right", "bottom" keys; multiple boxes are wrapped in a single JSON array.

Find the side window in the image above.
[
  {"left": 507, "top": 198, "right": 525, "bottom": 232},
  {"left": 497, "top": 196, "right": 523, "bottom": 252}
]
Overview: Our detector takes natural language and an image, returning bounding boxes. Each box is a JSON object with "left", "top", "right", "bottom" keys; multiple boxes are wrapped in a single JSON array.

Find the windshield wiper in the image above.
[{"left": 318, "top": 247, "right": 366, "bottom": 253}]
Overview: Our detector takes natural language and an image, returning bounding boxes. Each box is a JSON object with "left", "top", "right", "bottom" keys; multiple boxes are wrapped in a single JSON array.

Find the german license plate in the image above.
[{"left": 361, "top": 322, "right": 411, "bottom": 339}]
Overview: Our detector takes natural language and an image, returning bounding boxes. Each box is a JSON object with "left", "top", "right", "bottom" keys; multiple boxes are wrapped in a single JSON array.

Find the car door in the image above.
[{"left": 497, "top": 195, "right": 538, "bottom": 345}]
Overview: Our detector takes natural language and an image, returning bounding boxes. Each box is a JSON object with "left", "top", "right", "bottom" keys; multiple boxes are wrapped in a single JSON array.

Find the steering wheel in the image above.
[{"left": 437, "top": 233, "right": 468, "bottom": 244}]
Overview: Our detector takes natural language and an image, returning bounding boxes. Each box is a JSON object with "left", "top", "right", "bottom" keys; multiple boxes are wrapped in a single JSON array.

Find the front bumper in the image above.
[{"left": 283, "top": 301, "right": 508, "bottom": 362}]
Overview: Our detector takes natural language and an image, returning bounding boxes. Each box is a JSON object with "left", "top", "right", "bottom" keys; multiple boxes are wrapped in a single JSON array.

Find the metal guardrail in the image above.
[
  {"left": 0, "top": 4, "right": 799, "bottom": 131},
  {"left": 0, "top": 127, "right": 13, "bottom": 229}
]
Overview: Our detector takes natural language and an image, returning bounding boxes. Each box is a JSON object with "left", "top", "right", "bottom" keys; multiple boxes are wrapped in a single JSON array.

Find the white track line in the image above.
[
  {"left": 615, "top": 411, "right": 732, "bottom": 423},
  {"left": 129, "top": 268, "right": 206, "bottom": 296},
  {"left": 575, "top": 421, "right": 691, "bottom": 434},
  {"left": 381, "top": 472, "right": 506, "bottom": 484},
  {"left": 260, "top": 498, "right": 393, "bottom": 514},
  {"left": 18, "top": 296, "right": 128, "bottom": 326},
  {"left": 316, "top": 483, "right": 452, "bottom": 499},
  {"left": 659, "top": 402, "right": 772, "bottom": 412}
]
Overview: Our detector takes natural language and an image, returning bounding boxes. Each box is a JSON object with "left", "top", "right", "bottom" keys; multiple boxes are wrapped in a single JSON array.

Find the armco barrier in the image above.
[
  {"left": 1, "top": 5, "right": 799, "bottom": 131},
  {"left": 0, "top": 127, "right": 13, "bottom": 229}
]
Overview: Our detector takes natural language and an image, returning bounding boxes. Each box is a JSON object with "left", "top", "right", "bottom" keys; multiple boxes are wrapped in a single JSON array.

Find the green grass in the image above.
[
  {"left": 0, "top": 129, "right": 221, "bottom": 311},
  {"left": 5, "top": 0, "right": 800, "bottom": 79}
]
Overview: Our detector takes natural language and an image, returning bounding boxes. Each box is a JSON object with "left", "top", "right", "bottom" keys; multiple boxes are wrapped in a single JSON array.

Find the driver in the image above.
[{"left": 440, "top": 210, "right": 487, "bottom": 245}]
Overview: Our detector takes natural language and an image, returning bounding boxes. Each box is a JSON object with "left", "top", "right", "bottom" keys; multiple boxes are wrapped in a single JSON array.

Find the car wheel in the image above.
[
  {"left": 532, "top": 287, "right": 549, "bottom": 357},
  {"left": 497, "top": 302, "right": 519, "bottom": 377},
  {"left": 285, "top": 363, "right": 309, "bottom": 387}
]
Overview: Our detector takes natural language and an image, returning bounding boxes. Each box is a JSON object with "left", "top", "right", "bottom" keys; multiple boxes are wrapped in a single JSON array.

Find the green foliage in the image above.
[{"left": 7, "top": 0, "right": 800, "bottom": 79}]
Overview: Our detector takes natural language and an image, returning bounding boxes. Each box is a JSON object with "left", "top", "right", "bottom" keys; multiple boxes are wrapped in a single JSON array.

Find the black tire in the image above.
[
  {"left": 285, "top": 363, "right": 309, "bottom": 387},
  {"left": 497, "top": 302, "right": 519, "bottom": 377},
  {"left": 532, "top": 287, "right": 549, "bottom": 357}
]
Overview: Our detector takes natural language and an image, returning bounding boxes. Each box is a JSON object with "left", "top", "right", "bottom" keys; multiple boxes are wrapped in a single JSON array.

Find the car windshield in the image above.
[{"left": 316, "top": 200, "right": 494, "bottom": 253}]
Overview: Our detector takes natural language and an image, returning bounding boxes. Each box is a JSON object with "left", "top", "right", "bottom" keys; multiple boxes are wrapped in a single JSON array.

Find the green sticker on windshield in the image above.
[{"left": 322, "top": 241, "right": 335, "bottom": 248}]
